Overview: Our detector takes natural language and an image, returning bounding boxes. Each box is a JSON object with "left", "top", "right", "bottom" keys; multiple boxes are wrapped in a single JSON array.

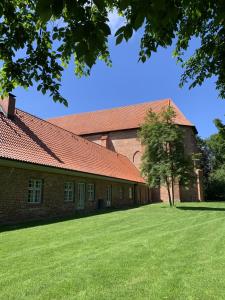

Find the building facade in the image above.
[
  {"left": 0, "top": 163, "right": 150, "bottom": 224},
  {"left": 50, "top": 99, "right": 204, "bottom": 203},
  {"left": 0, "top": 95, "right": 203, "bottom": 224},
  {"left": 0, "top": 95, "right": 150, "bottom": 224}
]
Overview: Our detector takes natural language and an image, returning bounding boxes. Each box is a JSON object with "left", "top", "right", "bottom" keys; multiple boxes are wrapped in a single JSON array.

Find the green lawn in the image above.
[{"left": 1, "top": 202, "right": 225, "bottom": 300}]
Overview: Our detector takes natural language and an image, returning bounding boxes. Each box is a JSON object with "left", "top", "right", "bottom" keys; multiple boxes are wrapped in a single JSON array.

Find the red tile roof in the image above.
[
  {"left": 49, "top": 99, "right": 195, "bottom": 135},
  {"left": 0, "top": 109, "right": 144, "bottom": 183}
]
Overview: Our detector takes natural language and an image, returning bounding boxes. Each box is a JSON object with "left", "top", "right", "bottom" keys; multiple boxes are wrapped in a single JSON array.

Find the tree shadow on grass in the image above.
[{"left": 177, "top": 206, "right": 225, "bottom": 212}]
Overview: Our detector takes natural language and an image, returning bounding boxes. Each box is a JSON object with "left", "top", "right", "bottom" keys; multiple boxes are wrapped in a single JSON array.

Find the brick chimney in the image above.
[
  {"left": 100, "top": 135, "right": 109, "bottom": 148},
  {"left": 0, "top": 93, "right": 16, "bottom": 119}
]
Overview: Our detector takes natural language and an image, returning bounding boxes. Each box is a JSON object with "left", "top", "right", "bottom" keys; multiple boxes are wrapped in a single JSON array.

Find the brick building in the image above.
[
  {"left": 0, "top": 95, "right": 203, "bottom": 224},
  {"left": 50, "top": 99, "right": 204, "bottom": 203}
]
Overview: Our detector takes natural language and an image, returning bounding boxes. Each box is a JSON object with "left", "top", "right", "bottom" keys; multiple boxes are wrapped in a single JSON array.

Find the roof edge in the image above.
[
  {"left": 80, "top": 124, "right": 197, "bottom": 136},
  {"left": 0, "top": 157, "right": 145, "bottom": 184},
  {"left": 47, "top": 98, "right": 171, "bottom": 121},
  {"left": 16, "top": 108, "right": 137, "bottom": 161},
  {"left": 47, "top": 98, "right": 198, "bottom": 135}
]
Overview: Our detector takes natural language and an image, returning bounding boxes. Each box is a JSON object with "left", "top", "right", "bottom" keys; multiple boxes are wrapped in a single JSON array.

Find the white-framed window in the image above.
[
  {"left": 106, "top": 185, "right": 112, "bottom": 207},
  {"left": 64, "top": 182, "right": 74, "bottom": 202},
  {"left": 28, "top": 179, "right": 42, "bottom": 203},
  {"left": 87, "top": 183, "right": 95, "bottom": 201},
  {"left": 129, "top": 187, "right": 133, "bottom": 199},
  {"left": 119, "top": 187, "right": 123, "bottom": 200}
]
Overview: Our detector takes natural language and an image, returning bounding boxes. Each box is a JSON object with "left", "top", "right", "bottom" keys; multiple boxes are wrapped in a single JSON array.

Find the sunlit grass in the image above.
[{"left": 1, "top": 202, "right": 225, "bottom": 299}]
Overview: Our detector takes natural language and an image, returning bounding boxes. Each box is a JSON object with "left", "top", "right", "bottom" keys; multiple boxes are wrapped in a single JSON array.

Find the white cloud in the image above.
[{"left": 108, "top": 9, "right": 125, "bottom": 35}]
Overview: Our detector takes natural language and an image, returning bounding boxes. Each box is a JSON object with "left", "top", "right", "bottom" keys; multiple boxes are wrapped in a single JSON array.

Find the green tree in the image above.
[
  {"left": 195, "top": 136, "right": 212, "bottom": 199},
  {"left": 206, "top": 118, "right": 225, "bottom": 200},
  {"left": 139, "top": 106, "right": 194, "bottom": 206},
  {"left": 207, "top": 119, "right": 225, "bottom": 170},
  {"left": 1, "top": 0, "right": 225, "bottom": 104},
  {"left": 208, "top": 167, "right": 225, "bottom": 200}
]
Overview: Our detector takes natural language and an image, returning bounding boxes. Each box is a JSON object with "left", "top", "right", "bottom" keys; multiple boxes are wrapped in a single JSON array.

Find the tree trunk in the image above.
[
  {"left": 171, "top": 175, "right": 175, "bottom": 206},
  {"left": 169, "top": 142, "right": 175, "bottom": 207},
  {"left": 167, "top": 142, "right": 174, "bottom": 207},
  {"left": 166, "top": 178, "right": 172, "bottom": 207}
]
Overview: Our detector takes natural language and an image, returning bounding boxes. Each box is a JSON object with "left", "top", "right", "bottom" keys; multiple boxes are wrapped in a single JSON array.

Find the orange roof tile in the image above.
[
  {"left": 49, "top": 99, "right": 195, "bottom": 135},
  {"left": 0, "top": 109, "right": 144, "bottom": 183}
]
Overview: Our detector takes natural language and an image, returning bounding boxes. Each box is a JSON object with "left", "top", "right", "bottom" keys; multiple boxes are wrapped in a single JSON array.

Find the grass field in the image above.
[{"left": 1, "top": 202, "right": 225, "bottom": 300}]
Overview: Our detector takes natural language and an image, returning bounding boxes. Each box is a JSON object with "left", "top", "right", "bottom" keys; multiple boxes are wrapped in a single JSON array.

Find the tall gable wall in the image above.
[
  {"left": 83, "top": 126, "right": 202, "bottom": 202},
  {"left": 83, "top": 129, "right": 142, "bottom": 169},
  {"left": 83, "top": 126, "right": 198, "bottom": 169}
]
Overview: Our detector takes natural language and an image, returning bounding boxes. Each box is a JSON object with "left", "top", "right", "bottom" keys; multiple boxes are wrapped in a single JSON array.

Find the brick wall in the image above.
[
  {"left": 83, "top": 126, "right": 202, "bottom": 202},
  {"left": 83, "top": 129, "right": 143, "bottom": 169},
  {"left": 0, "top": 165, "right": 147, "bottom": 224},
  {"left": 0, "top": 125, "right": 201, "bottom": 225}
]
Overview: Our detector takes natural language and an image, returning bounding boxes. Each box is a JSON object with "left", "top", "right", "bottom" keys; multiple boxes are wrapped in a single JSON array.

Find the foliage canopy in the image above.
[
  {"left": 1, "top": 0, "right": 225, "bottom": 104},
  {"left": 206, "top": 118, "right": 225, "bottom": 200},
  {"left": 139, "top": 106, "right": 194, "bottom": 206}
]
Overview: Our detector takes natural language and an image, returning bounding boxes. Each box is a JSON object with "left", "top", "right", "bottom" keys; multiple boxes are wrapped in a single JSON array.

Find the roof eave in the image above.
[
  {"left": 80, "top": 124, "right": 198, "bottom": 136},
  {"left": 0, "top": 157, "right": 145, "bottom": 185}
]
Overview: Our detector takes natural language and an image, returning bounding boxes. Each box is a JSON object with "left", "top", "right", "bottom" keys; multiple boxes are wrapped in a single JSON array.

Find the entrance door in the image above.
[
  {"left": 77, "top": 183, "right": 85, "bottom": 209},
  {"left": 106, "top": 185, "right": 112, "bottom": 207}
]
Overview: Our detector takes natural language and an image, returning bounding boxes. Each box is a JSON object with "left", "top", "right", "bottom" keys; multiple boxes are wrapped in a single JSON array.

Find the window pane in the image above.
[
  {"left": 29, "top": 180, "right": 34, "bottom": 188},
  {"left": 28, "top": 179, "right": 42, "bottom": 203},
  {"left": 35, "top": 180, "right": 41, "bottom": 189},
  {"left": 35, "top": 190, "right": 41, "bottom": 202},
  {"left": 64, "top": 182, "right": 74, "bottom": 201},
  {"left": 87, "top": 184, "right": 94, "bottom": 201},
  {"left": 28, "top": 190, "right": 34, "bottom": 202}
]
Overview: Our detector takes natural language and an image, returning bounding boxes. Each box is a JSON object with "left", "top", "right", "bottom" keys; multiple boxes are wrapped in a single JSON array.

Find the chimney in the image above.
[
  {"left": 0, "top": 93, "right": 16, "bottom": 119},
  {"left": 100, "top": 135, "right": 109, "bottom": 148}
]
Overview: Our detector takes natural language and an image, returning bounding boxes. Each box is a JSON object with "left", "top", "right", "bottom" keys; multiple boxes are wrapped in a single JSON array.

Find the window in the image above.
[
  {"left": 64, "top": 182, "right": 74, "bottom": 202},
  {"left": 129, "top": 187, "right": 133, "bottom": 199},
  {"left": 106, "top": 185, "right": 112, "bottom": 207},
  {"left": 87, "top": 184, "right": 95, "bottom": 201},
  {"left": 133, "top": 151, "right": 141, "bottom": 169},
  {"left": 28, "top": 179, "right": 42, "bottom": 203},
  {"left": 119, "top": 187, "right": 123, "bottom": 200}
]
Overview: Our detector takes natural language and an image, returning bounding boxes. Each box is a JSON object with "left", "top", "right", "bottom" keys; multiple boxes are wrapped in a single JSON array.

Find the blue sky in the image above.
[{"left": 14, "top": 14, "right": 225, "bottom": 138}]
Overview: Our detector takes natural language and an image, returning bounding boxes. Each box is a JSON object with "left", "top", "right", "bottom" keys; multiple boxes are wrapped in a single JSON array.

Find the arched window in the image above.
[{"left": 133, "top": 151, "right": 142, "bottom": 169}]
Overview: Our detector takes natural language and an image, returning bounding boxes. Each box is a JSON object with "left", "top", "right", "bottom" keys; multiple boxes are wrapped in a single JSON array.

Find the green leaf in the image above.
[
  {"left": 36, "top": 0, "right": 52, "bottom": 22},
  {"left": 119, "top": 0, "right": 130, "bottom": 10},
  {"left": 93, "top": 0, "right": 105, "bottom": 10},
  {"left": 115, "top": 26, "right": 125, "bottom": 37},
  {"left": 52, "top": 32, "right": 58, "bottom": 40},
  {"left": 53, "top": 95, "right": 58, "bottom": 102},
  {"left": 133, "top": 14, "right": 145, "bottom": 31},
  {"left": 116, "top": 34, "right": 123, "bottom": 45},
  {"left": 141, "top": 56, "right": 146, "bottom": 63},
  {"left": 99, "top": 23, "right": 111, "bottom": 36},
  {"left": 51, "top": 0, "right": 64, "bottom": 17},
  {"left": 124, "top": 25, "right": 133, "bottom": 41}
]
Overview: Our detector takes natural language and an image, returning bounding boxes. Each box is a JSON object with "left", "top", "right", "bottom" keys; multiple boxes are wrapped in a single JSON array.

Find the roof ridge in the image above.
[
  {"left": 47, "top": 97, "right": 196, "bottom": 135},
  {"left": 48, "top": 98, "right": 171, "bottom": 120},
  {"left": 16, "top": 108, "right": 132, "bottom": 161}
]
